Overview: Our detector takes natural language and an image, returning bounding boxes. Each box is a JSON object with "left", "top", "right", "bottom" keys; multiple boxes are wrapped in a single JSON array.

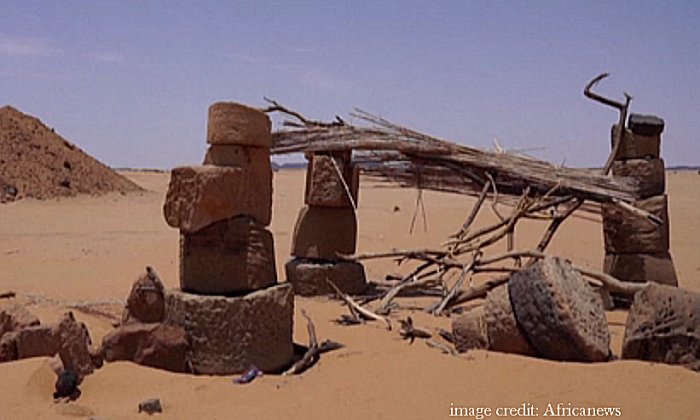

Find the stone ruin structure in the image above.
[
  {"left": 160, "top": 102, "right": 294, "bottom": 374},
  {"left": 284, "top": 151, "right": 368, "bottom": 296},
  {"left": 602, "top": 114, "right": 678, "bottom": 305}
]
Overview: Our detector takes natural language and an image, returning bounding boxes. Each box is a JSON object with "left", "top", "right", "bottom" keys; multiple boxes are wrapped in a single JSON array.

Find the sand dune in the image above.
[{"left": 1, "top": 170, "right": 698, "bottom": 419}]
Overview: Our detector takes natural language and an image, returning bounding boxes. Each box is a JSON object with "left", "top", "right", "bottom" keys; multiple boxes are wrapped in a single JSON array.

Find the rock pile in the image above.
[
  {"left": 452, "top": 257, "right": 611, "bottom": 362},
  {"left": 603, "top": 115, "right": 678, "bottom": 306},
  {"left": 160, "top": 102, "right": 293, "bottom": 374},
  {"left": 285, "top": 151, "right": 367, "bottom": 296},
  {"left": 0, "top": 105, "right": 143, "bottom": 203}
]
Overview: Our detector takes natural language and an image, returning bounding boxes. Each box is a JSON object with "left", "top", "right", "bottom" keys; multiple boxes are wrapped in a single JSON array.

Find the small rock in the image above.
[
  {"left": 122, "top": 267, "right": 166, "bottom": 324},
  {"left": 52, "top": 312, "right": 95, "bottom": 377},
  {"left": 138, "top": 398, "right": 162, "bottom": 414},
  {"left": 53, "top": 369, "right": 81, "bottom": 400}
]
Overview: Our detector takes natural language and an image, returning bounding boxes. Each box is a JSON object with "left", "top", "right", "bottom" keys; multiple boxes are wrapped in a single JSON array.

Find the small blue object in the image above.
[{"left": 233, "top": 365, "right": 263, "bottom": 384}]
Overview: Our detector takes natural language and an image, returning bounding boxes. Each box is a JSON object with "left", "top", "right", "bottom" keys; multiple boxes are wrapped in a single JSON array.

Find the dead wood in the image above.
[
  {"left": 426, "top": 340, "right": 459, "bottom": 356},
  {"left": 284, "top": 309, "right": 344, "bottom": 375},
  {"left": 399, "top": 317, "right": 432, "bottom": 344},
  {"left": 327, "top": 279, "right": 392, "bottom": 330}
]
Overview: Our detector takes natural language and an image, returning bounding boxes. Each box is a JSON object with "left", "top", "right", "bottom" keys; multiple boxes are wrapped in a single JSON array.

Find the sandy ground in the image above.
[{"left": 0, "top": 169, "right": 699, "bottom": 419}]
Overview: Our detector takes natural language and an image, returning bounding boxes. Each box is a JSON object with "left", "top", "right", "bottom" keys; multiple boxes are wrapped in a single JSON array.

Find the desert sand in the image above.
[{"left": 0, "top": 169, "right": 698, "bottom": 419}]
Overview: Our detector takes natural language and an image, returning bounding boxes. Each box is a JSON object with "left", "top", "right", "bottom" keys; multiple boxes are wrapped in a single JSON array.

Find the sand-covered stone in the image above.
[
  {"left": 602, "top": 195, "right": 669, "bottom": 254},
  {"left": 0, "top": 304, "right": 40, "bottom": 337},
  {"left": 611, "top": 125, "right": 660, "bottom": 160},
  {"left": 180, "top": 217, "right": 276, "bottom": 294},
  {"left": 604, "top": 252, "right": 678, "bottom": 287},
  {"left": 163, "top": 165, "right": 272, "bottom": 232},
  {"left": 164, "top": 284, "right": 294, "bottom": 375},
  {"left": 291, "top": 206, "right": 357, "bottom": 260},
  {"left": 611, "top": 158, "right": 665, "bottom": 198},
  {"left": 452, "top": 307, "right": 488, "bottom": 353},
  {"left": 101, "top": 323, "right": 190, "bottom": 373},
  {"left": 622, "top": 284, "right": 699, "bottom": 371},
  {"left": 628, "top": 114, "right": 665, "bottom": 136},
  {"left": 12, "top": 325, "right": 59, "bottom": 359},
  {"left": 305, "top": 154, "right": 359, "bottom": 208},
  {"left": 508, "top": 257, "right": 611, "bottom": 362},
  {"left": 122, "top": 270, "right": 165, "bottom": 324},
  {"left": 52, "top": 312, "right": 95, "bottom": 377},
  {"left": 285, "top": 258, "right": 367, "bottom": 296},
  {"left": 483, "top": 285, "right": 535, "bottom": 356},
  {"left": 207, "top": 102, "right": 272, "bottom": 147},
  {"left": 203, "top": 144, "right": 270, "bottom": 168}
]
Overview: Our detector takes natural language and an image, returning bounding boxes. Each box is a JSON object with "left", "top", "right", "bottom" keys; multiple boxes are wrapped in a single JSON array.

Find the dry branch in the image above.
[{"left": 327, "top": 279, "right": 392, "bottom": 330}]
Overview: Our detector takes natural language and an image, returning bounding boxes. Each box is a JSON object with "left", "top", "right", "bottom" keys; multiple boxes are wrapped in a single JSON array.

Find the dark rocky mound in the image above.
[{"left": 0, "top": 105, "right": 144, "bottom": 203}]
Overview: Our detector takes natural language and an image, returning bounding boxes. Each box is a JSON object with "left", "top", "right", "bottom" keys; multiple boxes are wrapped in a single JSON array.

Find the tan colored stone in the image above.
[
  {"left": 52, "top": 312, "right": 95, "bottom": 377},
  {"left": 102, "top": 322, "right": 190, "bottom": 373},
  {"left": 483, "top": 285, "right": 535, "bottom": 356},
  {"left": 163, "top": 165, "right": 272, "bottom": 232},
  {"left": 305, "top": 154, "right": 359, "bottom": 208},
  {"left": 180, "top": 217, "right": 277, "bottom": 294},
  {"left": 452, "top": 307, "right": 488, "bottom": 353},
  {"left": 291, "top": 206, "right": 357, "bottom": 260},
  {"left": 602, "top": 195, "right": 669, "bottom": 254},
  {"left": 164, "top": 284, "right": 294, "bottom": 375},
  {"left": 612, "top": 158, "right": 665, "bottom": 198},
  {"left": 611, "top": 125, "right": 660, "bottom": 160},
  {"left": 207, "top": 102, "right": 272, "bottom": 147},
  {"left": 0, "top": 304, "right": 40, "bottom": 337},
  {"left": 508, "top": 257, "right": 611, "bottom": 362},
  {"left": 203, "top": 144, "right": 270, "bottom": 168},
  {"left": 622, "top": 284, "right": 699, "bottom": 371},
  {"left": 284, "top": 258, "right": 367, "bottom": 296}
]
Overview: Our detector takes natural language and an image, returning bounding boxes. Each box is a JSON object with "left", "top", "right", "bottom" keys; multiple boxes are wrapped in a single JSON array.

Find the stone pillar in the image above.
[
  {"left": 285, "top": 151, "right": 368, "bottom": 296},
  {"left": 161, "top": 102, "right": 294, "bottom": 374},
  {"left": 602, "top": 114, "right": 678, "bottom": 306}
]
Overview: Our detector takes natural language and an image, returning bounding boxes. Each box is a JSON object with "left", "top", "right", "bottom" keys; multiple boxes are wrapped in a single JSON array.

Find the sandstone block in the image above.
[
  {"left": 163, "top": 165, "right": 272, "bottom": 232},
  {"left": 611, "top": 125, "right": 660, "bottom": 160},
  {"left": 207, "top": 102, "right": 272, "bottom": 147},
  {"left": 164, "top": 284, "right": 294, "bottom": 375},
  {"left": 102, "top": 323, "right": 190, "bottom": 373},
  {"left": 0, "top": 304, "right": 40, "bottom": 337},
  {"left": 611, "top": 158, "right": 665, "bottom": 198},
  {"left": 622, "top": 284, "right": 699, "bottom": 371},
  {"left": 452, "top": 307, "right": 488, "bottom": 353},
  {"left": 284, "top": 258, "right": 367, "bottom": 296},
  {"left": 180, "top": 217, "right": 277, "bottom": 295},
  {"left": 602, "top": 195, "right": 669, "bottom": 254},
  {"left": 52, "top": 312, "right": 95, "bottom": 377},
  {"left": 291, "top": 206, "right": 357, "bottom": 260},
  {"left": 483, "top": 285, "right": 535, "bottom": 356},
  {"left": 203, "top": 144, "right": 270, "bottom": 168},
  {"left": 508, "top": 257, "right": 611, "bottom": 362},
  {"left": 122, "top": 270, "right": 165, "bottom": 324},
  {"left": 305, "top": 154, "right": 359, "bottom": 208},
  {"left": 14, "top": 325, "right": 59, "bottom": 359},
  {"left": 604, "top": 252, "right": 678, "bottom": 287},
  {"left": 628, "top": 114, "right": 665, "bottom": 136}
]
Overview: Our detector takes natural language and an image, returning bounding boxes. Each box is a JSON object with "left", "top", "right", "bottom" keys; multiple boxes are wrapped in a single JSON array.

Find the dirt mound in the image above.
[{"left": 0, "top": 106, "right": 144, "bottom": 203}]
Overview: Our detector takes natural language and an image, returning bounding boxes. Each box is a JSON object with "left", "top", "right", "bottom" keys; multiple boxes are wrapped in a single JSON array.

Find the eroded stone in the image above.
[{"left": 284, "top": 258, "right": 367, "bottom": 296}]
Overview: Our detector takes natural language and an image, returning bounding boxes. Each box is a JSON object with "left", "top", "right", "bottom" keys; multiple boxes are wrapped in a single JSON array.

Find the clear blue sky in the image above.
[{"left": 1, "top": 1, "right": 698, "bottom": 168}]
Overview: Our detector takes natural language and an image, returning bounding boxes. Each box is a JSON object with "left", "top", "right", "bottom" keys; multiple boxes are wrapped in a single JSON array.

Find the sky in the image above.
[{"left": 1, "top": 1, "right": 699, "bottom": 168}]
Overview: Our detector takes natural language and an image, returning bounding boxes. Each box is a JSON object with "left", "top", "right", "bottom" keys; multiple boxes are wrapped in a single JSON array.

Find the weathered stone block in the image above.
[
  {"left": 508, "top": 257, "right": 611, "bottom": 362},
  {"left": 611, "top": 125, "right": 660, "bottom": 160},
  {"left": 164, "top": 284, "right": 294, "bottom": 375},
  {"left": 452, "top": 307, "right": 488, "bottom": 353},
  {"left": 52, "top": 312, "right": 95, "bottom": 377},
  {"left": 602, "top": 195, "right": 669, "bottom": 254},
  {"left": 622, "top": 284, "right": 699, "bottom": 371},
  {"left": 180, "top": 217, "right": 277, "bottom": 295},
  {"left": 203, "top": 144, "right": 270, "bottom": 168},
  {"left": 0, "top": 304, "right": 39, "bottom": 338},
  {"left": 163, "top": 165, "right": 272, "bottom": 232},
  {"left": 483, "top": 285, "right": 535, "bottom": 356},
  {"left": 14, "top": 325, "right": 59, "bottom": 359},
  {"left": 291, "top": 206, "right": 357, "bottom": 260},
  {"left": 207, "top": 102, "right": 272, "bottom": 147},
  {"left": 284, "top": 258, "right": 367, "bottom": 296},
  {"left": 305, "top": 154, "right": 359, "bottom": 208},
  {"left": 604, "top": 252, "right": 678, "bottom": 287},
  {"left": 611, "top": 158, "right": 665, "bottom": 198},
  {"left": 628, "top": 114, "right": 665, "bottom": 136},
  {"left": 122, "top": 271, "right": 165, "bottom": 324},
  {"left": 102, "top": 323, "right": 190, "bottom": 373}
]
